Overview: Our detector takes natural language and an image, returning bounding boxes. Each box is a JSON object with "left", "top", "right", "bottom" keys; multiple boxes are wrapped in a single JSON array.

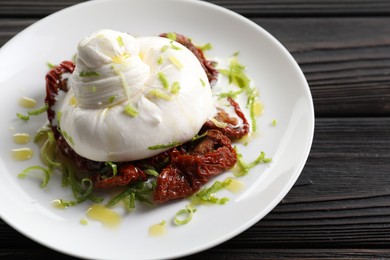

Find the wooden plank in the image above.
[
  {"left": 256, "top": 18, "right": 390, "bottom": 116},
  {"left": 208, "top": 0, "right": 390, "bottom": 16},
  {"left": 0, "top": 19, "right": 36, "bottom": 47},
  {"left": 1, "top": 0, "right": 390, "bottom": 17},
  {"left": 1, "top": 17, "right": 389, "bottom": 116}
]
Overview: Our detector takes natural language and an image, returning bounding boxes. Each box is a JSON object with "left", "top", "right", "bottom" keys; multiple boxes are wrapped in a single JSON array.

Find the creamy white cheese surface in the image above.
[{"left": 58, "top": 29, "right": 214, "bottom": 162}]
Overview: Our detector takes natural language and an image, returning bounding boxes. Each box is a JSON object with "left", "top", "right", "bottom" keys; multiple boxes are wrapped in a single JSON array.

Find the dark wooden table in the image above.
[{"left": 1, "top": 0, "right": 390, "bottom": 259}]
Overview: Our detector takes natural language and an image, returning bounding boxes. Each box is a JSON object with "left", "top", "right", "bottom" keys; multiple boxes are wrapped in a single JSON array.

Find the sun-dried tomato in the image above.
[
  {"left": 92, "top": 164, "right": 147, "bottom": 189},
  {"left": 203, "top": 97, "right": 250, "bottom": 139},
  {"left": 45, "top": 61, "right": 75, "bottom": 139},
  {"left": 153, "top": 130, "right": 237, "bottom": 203}
]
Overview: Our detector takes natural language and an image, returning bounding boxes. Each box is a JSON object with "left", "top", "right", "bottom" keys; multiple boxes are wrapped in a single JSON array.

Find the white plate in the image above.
[{"left": 0, "top": 0, "right": 314, "bottom": 259}]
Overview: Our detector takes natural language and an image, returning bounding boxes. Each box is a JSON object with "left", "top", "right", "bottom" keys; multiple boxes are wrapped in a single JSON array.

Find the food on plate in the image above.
[{"left": 19, "top": 29, "right": 269, "bottom": 213}]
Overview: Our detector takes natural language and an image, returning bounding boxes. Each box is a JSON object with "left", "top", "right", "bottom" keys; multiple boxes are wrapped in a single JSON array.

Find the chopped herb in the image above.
[
  {"left": 166, "top": 32, "right": 177, "bottom": 41},
  {"left": 158, "top": 72, "right": 169, "bottom": 89},
  {"left": 117, "top": 36, "right": 124, "bottom": 47},
  {"left": 108, "top": 96, "right": 116, "bottom": 104},
  {"left": 16, "top": 113, "right": 29, "bottom": 121},
  {"left": 106, "top": 181, "right": 155, "bottom": 209},
  {"left": 148, "top": 141, "right": 181, "bottom": 150},
  {"left": 218, "top": 89, "right": 244, "bottom": 99},
  {"left": 124, "top": 103, "right": 138, "bottom": 117},
  {"left": 79, "top": 71, "right": 101, "bottom": 77},
  {"left": 170, "top": 41, "right": 182, "bottom": 50},
  {"left": 246, "top": 87, "right": 260, "bottom": 132},
  {"left": 157, "top": 55, "right": 163, "bottom": 65},
  {"left": 219, "top": 54, "right": 250, "bottom": 89},
  {"left": 218, "top": 53, "right": 261, "bottom": 132},
  {"left": 148, "top": 89, "right": 172, "bottom": 101},
  {"left": 200, "top": 78, "right": 206, "bottom": 87},
  {"left": 161, "top": 45, "right": 169, "bottom": 52},
  {"left": 17, "top": 104, "right": 49, "bottom": 121},
  {"left": 170, "top": 81, "right": 180, "bottom": 94},
  {"left": 105, "top": 162, "right": 118, "bottom": 177},
  {"left": 272, "top": 119, "right": 277, "bottom": 126},
  {"left": 234, "top": 148, "right": 272, "bottom": 177},
  {"left": 144, "top": 168, "right": 159, "bottom": 177},
  {"left": 197, "top": 43, "right": 213, "bottom": 52},
  {"left": 192, "top": 178, "right": 232, "bottom": 205},
  {"left": 18, "top": 165, "right": 51, "bottom": 188},
  {"left": 47, "top": 62, "right": 56, "bottom": 69},
  {"left": 61, "top": 129, "right": 74, "bottom": 145},
  {"left": 112, "top": 53, "right": 131, "bottom": 64},
  {"left": 191, "top": 132, "right": 208, "bottom": 142},
  {"left": 28, "top": 104, "right": 48, "bottom": 116},
  {"left": 57, "top": 111, "right": 62, "bottom": 125},
  {"left": 65, "top": 167, "right": 103, "bottom": 204},
  {"left": 174, "top": 205, "right": 197, "bottom": 225},
  {"left": 34, "top": 125, "right": 51, "bottom": 143},
  {"left": 168, "top": 56, "right": 183, "bottom": 69}
]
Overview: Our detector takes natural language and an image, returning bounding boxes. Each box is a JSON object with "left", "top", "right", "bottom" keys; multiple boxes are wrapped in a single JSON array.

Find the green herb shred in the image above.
[
  {"left": 234, "top": 148, "right": 272, "bottom": 177},
  {"left": 166, "top": 32, "right": 177, "bottom": 41},
  {"left": 148, "top": 89, "right": 172, "bottom": 101},
  {"left": 108, "top": 96, "right": 116, "bottom": 104},
  {"left": 197, "top": 43, "right": 213, "bottom": 52},
  {"left": 158, "top": 72, "right": 170, "bottom": 89},
  {"left": 117, "top": 36, "right": 124, "bottom": 47},
  {"left": 219, "top": 54, "right": 250, "bottom": 89},
  {"left": 105, "top": 162, "right": 118, "bottom": 177},
  {"left": 191, "top": 132, "right": 208, "bottom": 142},
  {"left": 170, "top": 41, "right": 182, "bottom": 50},
  {"left": 170, "top": 81, "right": 180, "bottom": 94},
  {"left": 200, "top": 78, "right": 206, "bottom": 87},
  {"left": 18, "top": 165, "right": 51, "bottom": 188},
  {"left": 174, "top": 205, "right": 197, "bottom": 225},
  {"left": 192, "top": 178, "right": 232, "bottom": 205},
  {"left": 107, "top": 181, "right": 155, "bottom": 210},
  {"left": 17, "top": 104, "right": 49, "bottom": 121},
  {"left": 148, "top": 141, "right": 181, "bottom": 150},
  {"left": 124, "top": 103, "right": 138, "bottom": 117},
  {"left": 79, "top": 71, "right": 101, "bottom": 77},
  {"left": 47, "top": 62, "right": 56, "bottom": 69},
  {"left": 157, "top": 55, "right": 163, "bottom": 65}
]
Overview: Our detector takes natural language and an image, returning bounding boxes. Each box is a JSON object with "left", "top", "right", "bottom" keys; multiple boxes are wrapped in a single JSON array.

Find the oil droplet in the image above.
[
  {"left": 19, "top": 96, "right": 37, "bottom": 108},
  {"left": 13, "top": 133, "right": 30, "bottom": 144},
  {"left": 80, "top": 218, "right": 88, "bottom": 225},
  {"left": 86, "top": 204, "right": 121, "bottom": 228},
  {"left": 11, "top": 148, "right": 33, "bottom": 161},
  {"left": 68, "top": 96, "right": 78, "bottom": 107},
  {"left": 227, "top": 178, "right": 245, "bottom": 193},
  {"left": 253, "top": 101, "right": 264, "bottom": 116},
  {"left": 149, "top": 220, "right": 167, "bottom": 237}
]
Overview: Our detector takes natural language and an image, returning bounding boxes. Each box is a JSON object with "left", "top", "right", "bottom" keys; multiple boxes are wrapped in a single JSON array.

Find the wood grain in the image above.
[
  {"left": 1, "top": 0, "right": 390, "bottom": 17},
  {"left": 0, "top": 0, "right": 390, "bottom": 259},
  {"left": 2, "top": 17, "right": 389, "bottom": 117}
]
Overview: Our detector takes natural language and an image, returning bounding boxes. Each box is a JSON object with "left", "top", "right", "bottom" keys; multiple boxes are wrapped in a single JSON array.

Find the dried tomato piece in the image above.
[
  {"left": 203, "top": 97, "right": 250, "bottom": 139},
  {"left": 160, "top": 32, "right": 218, "bottom": 85},
  {"left": 92, "top": 164, "right": 147, "bottom": 190},
  {"left": 154, "top": 130, "right": 237, "bottom": 203},
  {"left": 45, "top": 61, "right": 75, "bottom": 138}
]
